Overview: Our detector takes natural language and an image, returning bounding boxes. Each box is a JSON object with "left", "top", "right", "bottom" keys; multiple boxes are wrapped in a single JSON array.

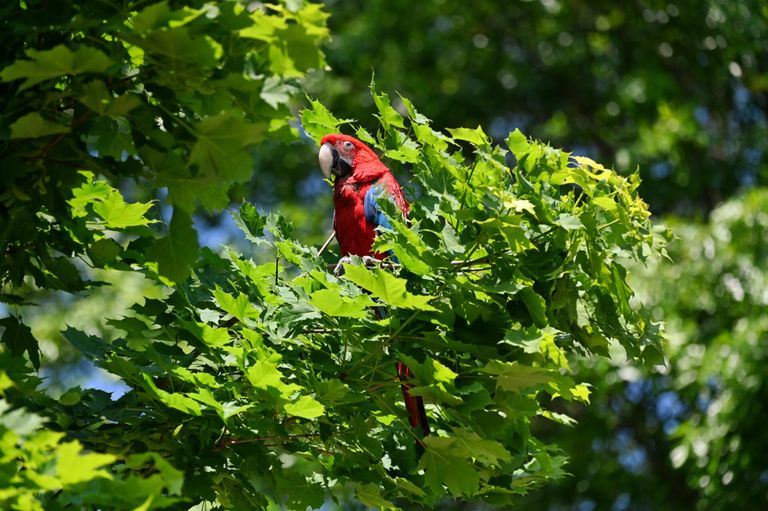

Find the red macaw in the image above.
[{"left": 318, "top": 133, "right": 430, "bottom": 439}]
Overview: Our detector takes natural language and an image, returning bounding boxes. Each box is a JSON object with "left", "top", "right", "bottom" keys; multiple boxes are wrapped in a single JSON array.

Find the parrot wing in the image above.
[{"left": 363, "top": 185, "right": 392, "bottom": 229}]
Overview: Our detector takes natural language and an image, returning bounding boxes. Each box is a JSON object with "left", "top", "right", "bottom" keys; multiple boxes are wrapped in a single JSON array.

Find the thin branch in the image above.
[
  {"left": 37, "top": 110, "right": 93, "bottom": 160},
  {"left": 326, "top": 254, "right": 497, "bottom": 273},
  {"left": 301, "top": 328, "right": 336, "bottom": 334},
  {"left": 213, "top": 433, "right": 321, "bottom": 451},
  {"left": 317, "top": 231, "right": 336, "bottom": 256}
]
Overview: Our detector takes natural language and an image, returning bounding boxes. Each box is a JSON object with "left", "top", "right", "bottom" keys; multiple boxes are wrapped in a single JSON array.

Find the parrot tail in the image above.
[
  {"left": 396, "top": 361, "right": 430, "bottom": 439},
  {"left": 373, "top": 306, "right": 430, "bottom": 439}
]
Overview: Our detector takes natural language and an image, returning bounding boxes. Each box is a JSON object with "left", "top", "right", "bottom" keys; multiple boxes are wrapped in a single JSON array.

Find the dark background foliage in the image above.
[{"left": 309, "top": 0, "right": 767, "bottom": 216}]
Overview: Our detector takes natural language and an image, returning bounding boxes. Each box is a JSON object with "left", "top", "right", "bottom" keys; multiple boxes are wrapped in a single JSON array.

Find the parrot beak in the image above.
[
  {"left": 318, "top": 142, "right": 353, "bottom": 179},
  {"left": 318, "top": 142, "right": 334, "bottom": 178}
]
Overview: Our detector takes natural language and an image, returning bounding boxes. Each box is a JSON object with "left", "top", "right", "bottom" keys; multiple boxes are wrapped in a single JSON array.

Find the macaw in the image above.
[{"left": 318, "top": 133, "right": 430, "bottom": 438}]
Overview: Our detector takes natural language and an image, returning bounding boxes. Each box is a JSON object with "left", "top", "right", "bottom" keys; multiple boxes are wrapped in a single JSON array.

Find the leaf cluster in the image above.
[
  {"left": 5, "top": 86, "right": 669, "bottom": 509},
  {"left": 525, "top": 188, "right": 768, "bottom": 510},
  {"left": 0, "top": 0, "right": 329, "bottom": 308}
]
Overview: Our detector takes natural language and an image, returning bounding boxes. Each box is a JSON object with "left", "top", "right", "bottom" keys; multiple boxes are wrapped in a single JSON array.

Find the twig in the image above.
[
  {"left": 37, "top": 110, "right": 93, "bottom": 160},
  {"left": 317, "top": 231, "right": 336, "bottom": 256},
  {"left": 213, "top": 433, "right": 320, "bottom": 451},
  {"left": 301, "top": 328, "right": 336, "bottom": 334},
  {"left": 326, "top": 255, "right": 495, "bottom": 273}
]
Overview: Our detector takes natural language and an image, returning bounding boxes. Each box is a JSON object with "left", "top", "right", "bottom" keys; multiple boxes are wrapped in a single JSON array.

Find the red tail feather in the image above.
[{"left": 396, "top": 361, "right": 430, "bottom": 438}]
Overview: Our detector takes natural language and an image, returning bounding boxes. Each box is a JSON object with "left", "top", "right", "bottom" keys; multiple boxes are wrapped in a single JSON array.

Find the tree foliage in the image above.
[
  {"left": 0, "top": 1, "right": 677, "bottom": 509},
  {"left": 526, "top": 189, "right": 768, "bottom": 510},
  {"left": 0, "top": 0, "right": 329, "bottom": 313},
  {"left": 1, "top": 62, "right": 666, "bottom": 509}
]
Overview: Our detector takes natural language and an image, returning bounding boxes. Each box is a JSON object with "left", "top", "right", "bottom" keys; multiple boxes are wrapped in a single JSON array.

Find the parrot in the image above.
[{"left": 318, "top": 133, "right": 430, "bottom": 439}]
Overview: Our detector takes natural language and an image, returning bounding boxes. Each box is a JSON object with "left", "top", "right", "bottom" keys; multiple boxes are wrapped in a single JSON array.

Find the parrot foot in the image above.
[
  {"left": 333, "top": 256, "right": 353, "bottom": 275},
  {"left": 333, "top": 255, "right": 380, "bottom": 275}
]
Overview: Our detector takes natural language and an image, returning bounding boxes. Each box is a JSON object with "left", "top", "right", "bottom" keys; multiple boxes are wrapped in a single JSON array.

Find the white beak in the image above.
[{"left": 318, "top": 142, "right": 333, "bottom": 178}]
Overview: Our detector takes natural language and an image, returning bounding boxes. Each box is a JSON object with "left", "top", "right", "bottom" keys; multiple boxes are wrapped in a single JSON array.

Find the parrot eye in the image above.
[{"left": 343, "top": 141, "right": 354, "bottom": 150}]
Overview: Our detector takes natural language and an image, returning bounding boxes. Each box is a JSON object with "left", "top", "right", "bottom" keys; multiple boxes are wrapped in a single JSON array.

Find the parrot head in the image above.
[{"left": 318, "top": 134, "right": 387, "bottom": 181}]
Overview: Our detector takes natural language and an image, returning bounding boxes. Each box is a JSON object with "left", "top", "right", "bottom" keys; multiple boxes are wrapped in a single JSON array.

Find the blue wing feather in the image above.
[
  {"left": 364, "top": 185, "right": 391, "bottom": 228},
  {"left": 363, "top": 185, "right": 398, "bottom": 261}
]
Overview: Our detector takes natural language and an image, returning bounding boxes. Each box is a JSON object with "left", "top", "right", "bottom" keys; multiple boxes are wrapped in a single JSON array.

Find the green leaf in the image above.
[
  {"left": 131, "top": 1, "right": 202, "bottom": 33},
  {"left": 441, "top": 222, "right": 465, "bottom": 254},
  {"left": 300, "top": 97, "right": 354, "bottom": 142},
  {"left": 315, "top": 379, "right": 349, "bottom": 404},
  {"left": 398, "top": 93, "right": 430, "bottom": 124},
  {"left": 9, "top": 112, "right": 69, "bottom": 139},
  {"left": 0, "top": 44, "right": 112, "bottom": 90},
  {"left": 45, "top": 256, "right": 84, "bottom": 291},
  {"left": 78, "top": 80, "right": 141, "bottom": 116},
  {"left": 55, "top": 441, "right": 116, "bottom": 485},
  {"left": 232, "top": 202, "right": 268, "bottom": 243},
  {"left": 92, "top": 190, "right": 154, "bottom": 229},
  {"left": 146, "top": 147, "right": 229, "bottom": 213},
  {"left": 125, "top": 27, "right": 221, "bottom": 68},
  {"left": 142, "top": 374, "right": 201, "bottom": 416},
  {"left": 506, "top": 128, "right": 530, "bottom": 157},
  {"left": 452, "top": 429, "right": 512, "bottom": 466},
  {"left": 555, "top": 213, "right": 584, "bottom": 231},
  {"left": 374, "top": 203, "right": 438, "bottom": 275},
  {"left": 148, "top": 210, "right": 198, "bottom": 283},
  {"left": 592, "top": 195, "right": 617, "bottom": 211},
  {"left": 383, "top": 135, "right": 420, "bottom": 164},
  {"left": 70, "top": 171, "right": 155, "bottom": 229},
  {"left": 371, "top": 80, "right": 405, "bottom": 131},
  {"left": 399, "top": 355, "right": 457, "bottom": 385},
  {"left": 62, "top": 327, "right": 106, "bottom": 361},
  {"left": 500, "top": 224, "right": 535, "bottom": 252},
  {"left": 88, "top": 116, "right": 137, "bottom": 160},
  {"left": 87, "top": 238, "right": 123, "bottom": 267},
  {"left": 447, "top": 126, "right": 489, "bottom": 146},
  {"left": 420, "top": 437, "right": 480, "bottom": 496},
  {"left": 200, "top": 324, "right": 230, "bottom": 347},
  {"left": 68, "top": 171, "right": 112, "bottom": 216},
  {"left": 189, "top": 114, "right": 262, "bottom": 183},
  {"left": 342, "top": 264, "right": 437, "bottom": 311},
  {"left": 309, "top": 288, "right": 376, "bottom": 318},
  {"left": 212, "top": 287, "right": 260, "bottom": 322},
  {"left": 481, "top": 360, "right": 554, "bottom": 392},
  {"left": 260, "top": 76, "right": 298, "bottom": 108},
  {"left": 519, "top": 287, "right": 548, "bottom": 327},
  {"left": 0, "top": 371, "right": 14, "bottom": 393},
  {"left": 354, "top": 483, "right": 395, "bottom": 510},
  {"left": 240, "top": 2, "right": 329, "bottom": 77},
  {"left": 0, "top": 316, "right": 40, "bottom": 370},
  {"left": 284, "top": 395, "right": 325, "bottom": 419},
  {"left": 126, "top": 452, "right": 185, "bottom": 496},
  {"left": 246, "top": 360, "right": 285, "bottom": 390},
  {"left": 394, "top": 477, "right": 427, "bottom": 498},
  {"left": 571, "top": 384, "right": 591, "bottom": 403}
]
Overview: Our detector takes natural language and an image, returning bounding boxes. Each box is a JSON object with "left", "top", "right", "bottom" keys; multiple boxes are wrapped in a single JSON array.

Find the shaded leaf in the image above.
[
  {"left": 148, "top": 210, "right": 198, "bottom": 283},
  {"left": 0, "top": 44, "right": 112, "bottom": 90},
  {"left": 9, "top": 113, "right": 69, "bottom": 139}
]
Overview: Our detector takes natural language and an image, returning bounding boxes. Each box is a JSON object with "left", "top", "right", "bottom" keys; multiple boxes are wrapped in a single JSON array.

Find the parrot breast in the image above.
[
  {"left": 333, "top": 171, "right": 408, "bottom": 258},
  {"left": 333, "top": 180, "right": 378, "bottom": 257}
]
